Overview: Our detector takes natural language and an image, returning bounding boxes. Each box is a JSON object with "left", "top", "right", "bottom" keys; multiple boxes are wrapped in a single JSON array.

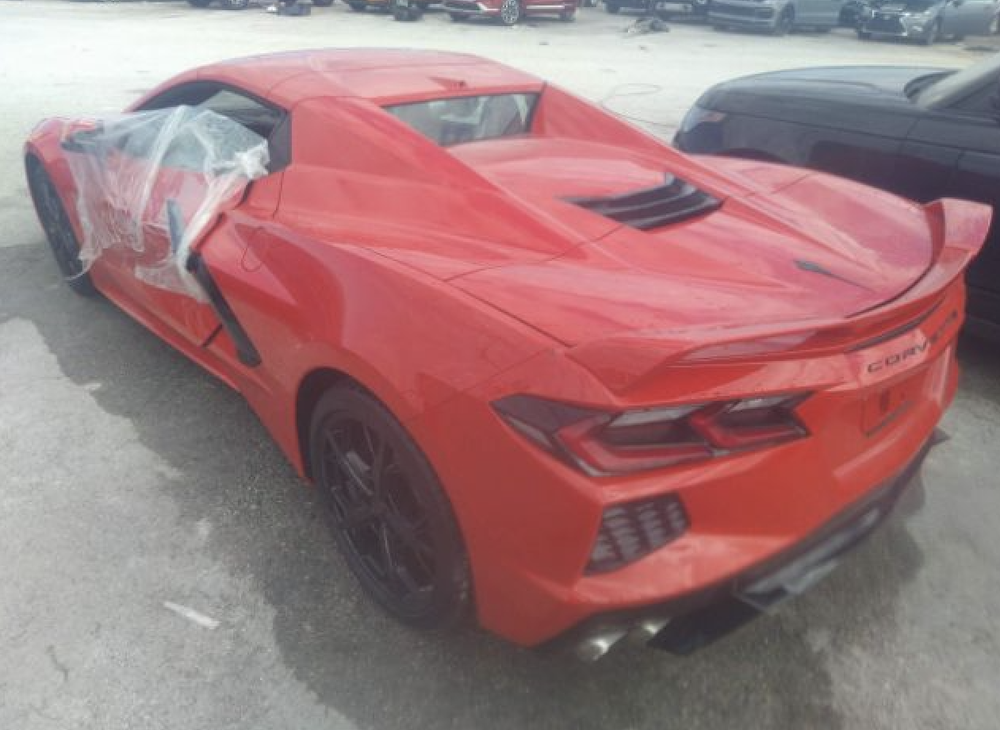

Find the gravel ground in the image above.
[{"left": 0, "top": 3, "right": 998, "bottom": 729}]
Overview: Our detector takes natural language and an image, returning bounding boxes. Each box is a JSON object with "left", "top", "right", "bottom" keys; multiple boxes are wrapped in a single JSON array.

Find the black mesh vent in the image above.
[
  {"left": 566, "top": 175, "right": 720, "bottom": 231},
  {"left": 586, "top": 494, "right": 689, "bottom": 574}
]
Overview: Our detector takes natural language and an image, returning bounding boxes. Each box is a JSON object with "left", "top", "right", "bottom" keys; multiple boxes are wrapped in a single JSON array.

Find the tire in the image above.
[
  {"left": 392, "top": 0, "right": 422, "bottom": 19},
  {"left": 772, "top": 6, "right": 793, "bottom": 34},
  {"left": 25, "top": 159, "right": 97, "bottom": 297},
  {"left": 313, "top": 0, "right": 334, "bottom": 6},
  {"left": 309, "top": 384, "right": 470, "bottom": 629},
  {"left": 348, "top": 1, "right": 366, "bottom": 9},
  {"left": 187, "top": 0, "right": 212, "bottom": 6},
  {"left": 448, "top": 10, "right": 469, "bottom": 17},
  {"left": 498, "top": 0, "right": 521, "bottom": 23},
  {"left": 605, "top": 1, "right": 620, "bottom": 11},
  {"left": 921, "top": 20, "right": 939, "bottom": 44}
]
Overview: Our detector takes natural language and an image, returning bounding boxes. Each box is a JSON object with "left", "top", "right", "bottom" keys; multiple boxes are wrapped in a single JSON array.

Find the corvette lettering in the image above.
[{"left": 866, "top": 310, "right": 959, "bottom": 373}]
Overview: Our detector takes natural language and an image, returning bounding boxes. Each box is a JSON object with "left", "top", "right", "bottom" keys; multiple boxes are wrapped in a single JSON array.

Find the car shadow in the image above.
[{"left": 1, "top": 239, "right": 950, "bottom": 730}]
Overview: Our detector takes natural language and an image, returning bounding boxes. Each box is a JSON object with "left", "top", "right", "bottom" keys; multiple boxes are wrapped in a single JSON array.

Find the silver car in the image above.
[
  {"left": 858, "top": 0, "right": 998, "bottom": 42},
  {"left": 709, "top": 0, "right": 844, "bottom": 34}
]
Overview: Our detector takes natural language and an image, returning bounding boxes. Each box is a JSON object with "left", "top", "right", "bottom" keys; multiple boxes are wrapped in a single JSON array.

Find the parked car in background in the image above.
[
  {"left": 187, "top": 0, "right": 334, "bottom": 7},
  {"left": 709, "top": 0, "right": 844, "bottom": 35},
  {"left": 839, "top": 0, "right": 870, "bottom": 25},
  {"left": 602, "top": 0, "right": 709, "bottom": 18},
  {"left": 857, "top": 0, "right": 997, "bottom": 43},
  {"left": 444, "top": 0, "right": 577, "bottom": 22},
  {"left": 675, "top": 53, "right": 1000, "bottom": 339}
]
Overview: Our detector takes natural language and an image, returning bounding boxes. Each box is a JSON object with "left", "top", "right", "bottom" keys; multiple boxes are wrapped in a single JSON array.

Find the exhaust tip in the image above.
[
  {"left": 628, "top": 617, "right": 671, "bottom": 645},
  {"left": 574, "top": 628, "right": 628, "bottom": 662}
]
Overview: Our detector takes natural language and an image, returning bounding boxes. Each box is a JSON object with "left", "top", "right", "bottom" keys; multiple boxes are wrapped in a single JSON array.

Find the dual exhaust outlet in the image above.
[{"left": 573, "top": 617, "right": 671, "bottom": 662}]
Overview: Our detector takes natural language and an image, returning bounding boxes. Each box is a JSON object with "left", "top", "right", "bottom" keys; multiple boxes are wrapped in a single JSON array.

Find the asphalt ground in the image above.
[{"left": 1, "top": 3, "right": 999, "bottom": 728}]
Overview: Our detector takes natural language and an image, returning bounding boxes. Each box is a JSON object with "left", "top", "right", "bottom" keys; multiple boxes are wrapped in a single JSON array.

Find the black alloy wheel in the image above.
[
  {"left": 26, "top": 160, "right": 97, "bottom": 296},
  {"left": 773, "top": 6, "right": 793, "bottom": 34},
  {"left": 392, "top": 0, "right": 423, "bottom": 19},
  {"left": 921, "top": 19, "right": 940, "bottom": 44},
  {"left": 498, "top": 0, "right": 521, "bottom": 24},
  {"left": 310, "top": 385, "right": 470, "bottom": 628}
]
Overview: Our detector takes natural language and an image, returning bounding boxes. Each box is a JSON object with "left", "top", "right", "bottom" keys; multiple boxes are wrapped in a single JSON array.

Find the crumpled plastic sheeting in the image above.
[{"left": 64, "top": 106, "right": 269, "bottom": 298}]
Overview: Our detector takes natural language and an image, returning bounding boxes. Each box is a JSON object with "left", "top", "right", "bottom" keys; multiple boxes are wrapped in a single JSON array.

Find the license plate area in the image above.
[{"left": 862, "top": 373, "right": 921, "bottom": 436}]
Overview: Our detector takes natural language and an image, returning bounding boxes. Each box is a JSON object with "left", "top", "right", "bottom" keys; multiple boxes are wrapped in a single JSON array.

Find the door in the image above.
[
  {"left": 963, "top": 0, "right": 997, "bottom": 33},
  {"left": 120, "top": 84, "right": 288, "bottom": 349}
]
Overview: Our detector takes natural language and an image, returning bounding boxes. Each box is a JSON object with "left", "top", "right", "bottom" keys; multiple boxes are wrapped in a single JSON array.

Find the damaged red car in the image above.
[{"left": 24, "top": 49, "right": 989, "bottom": 660}]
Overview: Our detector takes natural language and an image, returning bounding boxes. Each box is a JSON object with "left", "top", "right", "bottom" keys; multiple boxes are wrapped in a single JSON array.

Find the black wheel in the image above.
[
  {"left": 772, "top": 6, "right": 793, "bottom": 34},
  {"left": 498, "top": 0, "right": 521, "bottom": 23},
  {"left": 921, "top": 19, "right": 939, "bottom": 44},
  {"left": 187, "top": 0, "right": 212, "bottom": 6},
  {"left": 392, "top": 0, "right": 423, "bottom": 18},
  {"left": 448, "top": 9, "right": 469, "bottom": 18},
  {"left": 348, "top": 1, "right": 366, "bottom": 9},
  {"left": 605, "top": 1, "right": 620, "bottom": 11},
  {"left": 310, "top": 385, "right": 470, "bottom": 629},
  {"left": 26, "top": 159, "right": 97, "bottom": 297}
]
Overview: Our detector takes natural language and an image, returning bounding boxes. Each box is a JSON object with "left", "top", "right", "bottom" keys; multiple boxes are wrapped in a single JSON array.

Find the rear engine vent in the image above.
[
  {"left": 566, "top": 175, "right": 720, "bottom": 230},
  {"left": 586, "top": 494, "right": 689, "bottom": 574}
]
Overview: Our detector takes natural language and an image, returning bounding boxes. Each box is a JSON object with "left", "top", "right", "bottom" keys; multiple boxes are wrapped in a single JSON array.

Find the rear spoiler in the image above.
[{"left": 568, "top": 198, "right": 991, "bottom": 393}]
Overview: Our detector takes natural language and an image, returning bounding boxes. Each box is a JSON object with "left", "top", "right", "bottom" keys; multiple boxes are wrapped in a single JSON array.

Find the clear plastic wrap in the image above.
[{"left": 62, "top": 106, "right": 269, "bottom": 298}]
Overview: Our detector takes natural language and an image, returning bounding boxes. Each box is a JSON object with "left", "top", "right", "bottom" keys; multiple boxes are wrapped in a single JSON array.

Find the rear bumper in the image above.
[
  {"left": 442, "top": 0, "right": 498, "bottom": 14},
  {"left": 556, "top": 431, "right": 939, "bottom": 656},
  {"left": 709, "top": 3, "right": 778, "bottom": 27}
]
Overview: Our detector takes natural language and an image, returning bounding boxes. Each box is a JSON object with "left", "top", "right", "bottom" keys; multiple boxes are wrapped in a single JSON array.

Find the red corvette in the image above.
[{"left": 24, "top": 49, "right": 989, "bottom": 660}]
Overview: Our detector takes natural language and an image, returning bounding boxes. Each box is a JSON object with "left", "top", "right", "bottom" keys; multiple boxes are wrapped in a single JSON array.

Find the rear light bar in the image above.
[{"left": 493, "top": 392, "right": 810, "bottom": 476}]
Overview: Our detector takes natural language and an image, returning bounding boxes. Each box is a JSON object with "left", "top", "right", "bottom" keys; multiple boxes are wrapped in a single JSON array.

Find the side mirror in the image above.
[{"left": 59, "top": 123, "right": 105, "bottom": 154}]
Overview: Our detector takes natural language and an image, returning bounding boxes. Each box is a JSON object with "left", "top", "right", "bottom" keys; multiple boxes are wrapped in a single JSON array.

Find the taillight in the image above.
[{"left": 493, "top": 393, "right": 809, "bottom": 476}]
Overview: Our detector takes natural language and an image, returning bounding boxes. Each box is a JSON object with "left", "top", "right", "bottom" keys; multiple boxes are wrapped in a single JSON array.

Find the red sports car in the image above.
[
  {"left": 443, "top": 0, "right": 577, "bottom": 24},
  {"left": 24, "top": 49, "right": 989, "bottom": 660}
]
